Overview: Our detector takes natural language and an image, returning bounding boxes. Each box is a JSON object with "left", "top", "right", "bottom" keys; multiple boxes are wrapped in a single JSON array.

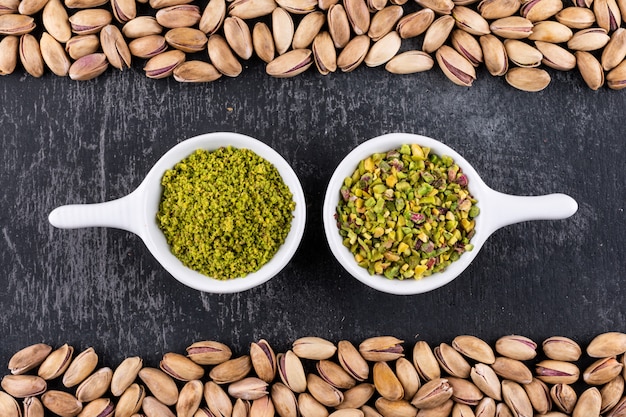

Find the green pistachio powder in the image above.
[
  {"left": 336, "top": 144, "right": 479, "bottom": 280},
  {"left": 157, "top": 147, "right": 295, "bottom": 280}
]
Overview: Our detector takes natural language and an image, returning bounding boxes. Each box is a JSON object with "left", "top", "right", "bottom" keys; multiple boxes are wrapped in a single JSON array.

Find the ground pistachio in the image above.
[
  {"left": 335, "top": 144, "right": 478, "bottom": 280},
  {"left": 157, "top": 147, "right": 295, "bottom": 280}
]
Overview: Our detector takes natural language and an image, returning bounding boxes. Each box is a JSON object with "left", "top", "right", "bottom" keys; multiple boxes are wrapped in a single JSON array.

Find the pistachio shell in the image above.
[
  {"left": 129, "top": 34, "right": 167, "bottom": 58},
  {"left": 41, "top": 390, "right": 83, "bottom": 417},
  {"left": 111, "top": 357, "right": 143, "bottom": 396},
  {"left": 228, "top": 0, "right": 277, "bottom": 19},
  {"left": 100, "top": 24, "right": 132, "bottom": 69},
  {"left": 528, "top": 21, "right": 573, "bottom": 42},
  {"left": 8, "top": 344, "right": 52, "bottom": 375},
  {"left": 142, "top": 396, "right": 175, "bottom": 417},
  {"left": 504, "top": 38, "right": 543, "bottom": 67},
  {"left": 250, "top": 396, "right": 274, "bottom": 417},
  {"left": 364, "top": 30, "right": 401, "bottom": 67},
  {"left": 434, "top": 343, "right": 471, "bottom": 378},
  {"left": 480, "top": 33, "right": 508, "bottom": 75},
  {"left": 495, "top": 335, "right": 537, "bottom": 360},
  {"left": 373, "top": 361, "right": 404, "bottom": 401},
  {"left": 317, "top": 360, "right": 357, "bottom": 390},
  {"left": 0, "top": 0, "right": 19, "bottom": 15},
  {"left": 155, "top": 4, "right": 200, "bottom": 28},
  {"left": 327, "top": 4, "right": 350, "bottom": 48},
  {"left": 600, "top": 375, "right": 624, "bottom": 413},
  {"left": 207, "top": 33, "right": 242, "bottom": 77},
  {"left": 583, "top": 356, "right": 622, "bottom": 384},
  {"left": 452, "top": 5, "right": 490, "bottom": 35},
  {"left": 367, "top": 5, "right": 402, "bottom": 40},
  {"left": 501, "top": 380, "right": 533, "bottom": 417},
  {"left": 412, "top": 341, "right": 440, "bottom": 382},
  {"left": 452, "top": 336, "right": 495, "bottom": 364},
  {"left": 470, "top": 363, "right": 501, "bottom": 401},
  {"left": 69, "top": 9, "right": 112, "bottom": 35},
  {"left": 535, "top": 40, "right": 576, "bottom": 70},
  {"left": 312, "top": 30, "right": 336, "bottom": 74},
  {"left": 550, "top": 383, "right": 577, "bottom": 414},
  {"left": 252, "top": 22, "right": 275, "bottom": 63},
  {"left": 0, "top": 35, "right": 18, "bottom": 74},
  {"left": 588, "top": 333, "right": 626, "bottom": 358},
  {"left": 18, "top": 0, "right": 49, "bottom": 15},
  {"left": 606, "top": 57, "right": 626, "bottom": 89},
  {"left": 556, "top": 6, "right": 596, "bottom": 28},
  {"left": 116, "top": 383, "right": 145, "bottom": 417},
  {"left": 594, "top": 0, "right": 621, "bottom": 31},
  {"left": 535, "top": 360, "right": 580, "bottom": 384},
  {"left": 292, "top": 12, "right": 325, "bottom": 49},
  {"left": 138, "top": 367, "right": 179, "bottom": 406},
  {"left": 199, "top": 0, "right": 225, "bottom": 34},
  {"left": 0, "top": 14, "right": 36, "bottom": 35},
  {"left": 249, "top": 340, "right": 276, "bottom": 383},
  {"left": 177, "top": 380, "right": 204, "bottom": 417},
  {"left": 450, "top": 29, "right": 483, "bottom": 66},
  {"left": 489, "top": 16, "right": 533, "bottom": 39},
  {"left": 228, "top": 378, "right": 269, "bottom": 401},
  {"left": 601, "top": 27, "right": 626, "bottom": 70},
  {"left": 520, "top": 0, "right": 563, "bottom": 21},
  {"left": 375, "top": 398, "right": 417, "bottom": 417},
  {"left": 271, "top": 7, "right": 294, "bottom": 55},
  {"left": 224, "top": 16, "right": 252, "bottom": 59},
  {"left": 573, "top": 387, "right": 601, "bottom": 417},
  {"left": 307, "top": 373, "right": 344, "bottom": 407},
  {"left": 111, "top": 0, "right": 136, "bottom": 22},
  {"left": 447, "top": 377, "right": 483, "bottom": 406},
  {"left": 385, "top": 50, "right": 434, "bottom": 74},
  {"left": 423, "top": 15, "right": 455, "bottom": 53},
  {"left": 0, "top": 391, "right": 20, "bottom": 417},
  {"left": 76, "top": 367, "right": 113, "bottom": 403},
  {"left": 65, "top": 34, "right": 99, "bottom": 59},
  {"left": 411, "top": 378, "right": 453, "bottom": 409},
  {"left": 299, "top": 393, "right": 329, "bottom": 417},
  {"left": 271, "top": 382, "right": 298, "bottom": 417},
  {"left": 337, "top": 34, "right": 370, "bottom": 72},
  {"left": 523, "top": 378, "right": 551, "bottom": 415},
  {"left": 42, "top": 0, "right": 71, "bottom": 42},
  {"left": 567, "top": 27, "right": 610, "bottom": 51},
  {"left": 344, "top": 0, "right": 370, "bottom": 35},
  {"left": 337, "top": 384, "right": 376, "bottom": 409},
  {"left": 415, "top": 0, "right": 454, "bottom": 14},
  {"left": 122, "top": 16, "right": 162, "bottom": 38},
  {"left": 477, "top": 0, "right": 520, "bottom": 18},
  {"left": 23, "top": 396, "right": 45, "bottom": 417},
  {"left": 204, "top": 381, "right": 233, "bottom": 417},
  {"left": 1, "top": 375, "right": 47, "bottom": 398},
  {"left": 338, "top": 341, "right": 370, "bottom": 381},
  {"left": 208, "top": 356, "right": 251, "bottom": 384},
  {"left": 276, "top": 0, "right": 316, "bottom": 13},
  {"left": 396, "top": 8, "right": 434, "bottom": 39},
  {"left": 78, "top": 398, "right": 114, "bottom": 417},
  {"left": 505, "top": 66, "right": 550, "bottom": 91}
]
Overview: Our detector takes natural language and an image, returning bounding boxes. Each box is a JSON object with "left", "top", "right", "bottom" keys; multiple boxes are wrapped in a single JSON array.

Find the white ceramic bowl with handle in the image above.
[
  {"left": 49, "top": 132, "right": 307, "bottom": 293},
  {"left": 323, "top": 133, "right": 578, "bottom": 295}
]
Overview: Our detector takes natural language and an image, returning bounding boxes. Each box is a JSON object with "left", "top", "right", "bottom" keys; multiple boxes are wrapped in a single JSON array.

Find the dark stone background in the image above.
[{"left": 0, "top": 61, "right": 624, "bottom": 370}]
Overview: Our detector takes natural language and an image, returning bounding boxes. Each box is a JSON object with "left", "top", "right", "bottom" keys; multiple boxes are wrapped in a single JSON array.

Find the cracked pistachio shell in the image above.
[
  {"left": 1, "top": 375, "right": 47, "bottom": 398},
  {"left": 111, "top": 357, "right": 143, "bottom": 396},
  {"left": 337, "top": 34, "right": 370, "bottom": 72},
  {"left": 224, "top": 16, "right": 252, "bottom": 59},
  {"left": 470, "top": 363, "right": 501, "bottom": 401},
  {"left": 452, "top": 5, "right": 490, "bottom": 35},
  {"left": 336, "top": 384, "right": 375, "bottom": 409},
  {"left": 177, "top": 380, "right": 203, "bottom": 417},
  {"left": 385, "top": 50, "right": 433, "bottom": 73},
  {"left": 271, "top": 382, "right": 297, "bottom": 417},
  {"left": 116, "top": 383, "right": 145, "bottom": 417},
  {"left": 79, "top": 398, "right": 114, "bottom": 417},
  {"left": 396, "top": 8, "right": 434, "bottom": 39},
  {"left": 504, "top": 38, "right": 543, "bottom": 67},
  {"left": 423, "top": 15, "right": 455, "bottom": 53},
  {"left": 416, "top": 0, "right": 454, "bottom": 13},
  {"left": 477, "top": 0, "right": 521, "bottom": 19},
  {"left": 495, "top": 335, "right": 537, "bottom": 360},
  {"left": 501, "top": 380, "right": 533, "bottom": 417},
  {"left": 328, "top": 4, "right": 350, "bottom": 48},
  {"left": 129, "top": 35, "right": 167, "bottom": 58},
  {"left": 123, "top": 16, "right": 162, "bottom": 38},
  {"left": 209, "top": 355, "right": 251, "bottom": 384},
  {"left": 138, "top": 367, "right": 178, "bottom": 406},
  {"left": 250, "top": 395, "right": 274, "bottom": 417},
  {"left": 228, "top": 0, "right": 277, "bottom": 19},
  {"left": 308, "top": 373, "right": 344, "bottom": 407},
  {"left": 588, "top": 332, "right": 626, "bottom": 357},
  {"left": 367, "top": 5, "right": 402, "bottom": 40},
  {"left": 142, "top": 396, "right": 175, "bottom": 417},
  {"left": 434, "top": 343, "right": 471, "bottom": 378},
  {"left": 299, "top": 393, "right": 328, "bottom": 417},
  {"left": 199, "top": 0, "right": 225, "bottom": 34},
  {"left": 520, "top": 0, "right": 563, "bottom": 21},
  {"left": 411, "top": 378, "right": 453, "bottom": 409},
  {"left": 292, "top": 11, "right": 325, "bottom": 49},
  {"left": 556, "top": 6, "right": 596, "bottom": 28},
  {"left": 101, "top": 24, "right": 132, "bottom": 69},
  {"left": 344, "top": 0, "right": 370, "bottom": 35},
  {"left": 607, "top": 58, "right": 626, "bottom": 89},
  {"left": 528, "top": 21, "right": 573, "bottom": 42},
  {"left": 317, "top": 360, "right": 356, "bottom": 390},
  {"left": 601, "top": 376, "right": 624, "bottom": 413},
  {"left": 550, "top": 383, "right": 577, "bottom": 413},
  {"left": 0, "top": 391, "right": 20, "bottom": 417},
  {"left": 252, "top": 22, "right": 275, "bottom": 63},
  {"left": 155, "top": 5, "right": 200, "bottom": 28},
  {"left": 607, "top": 396, "right": 626, "bottom": 417},
  {"left": 594, "top": 0, "right": 621, "bottom": 31},
  {"left": 568, "top": 27, "right": 610, "bottom": 51},
  {"left": 250, "top": 339, "right": 277, "bottom": 383},
  {"left": 24, "top": 396, "right": 45, "bottom": 417},
  {"left": 76, "top": 367, "right": 113, "bottom": 403},
  {"left": 0, "top": 0, "right": 19, "bottom": 15},
  {"left": 452, "top": 404, "right": 474, "bottom": 417},
  {"left": 412, "top": 342, "right": 440, "bottom": 382},
  {"left": 69, "top": 9, "right": 112, "bottom": 35},
  {"left": 8, "top": 343, "right": 52, "bottom": 375},
  {"left": 272, "top": 7, "right": 294, "bottom": 55},
  {"left": 601, "top": 28, "right": 626, "bottom": 70},
  {"left": 480, "top": 34, "right": 508, "bottom": 75},
  {"left": 204, "top": 381, "right": 233, "bottom": 417},
  {"left": 0, "top": 35, "right": 17, "bottom": 74},
  {"left": 475, "top": 397, "right": 496, "bottom": 417},
  {"left": 373, "top": 361, "right": 404, "bottom": 401},
  {"left": 583, "top": 356, "right": 622, "bottom": 384},
  {"left": 277, "top": 351, "right": 308, "bottom": 392},
  {"left": 452, "top": 337, "right": 494, "bottom": 364},
  {"left": 536, "top": 360, "right": 580, "bottom": 384},
  {"left": 111, "top": 0, "right": 136, "bottom": 23},
  {"left": 42, "top": 0, "right": 70, "bottom": 42},
  {"left": 506, "top": 66, "right": 551, "bottom": 91},
  {"left": 523, "top": 378, "right": 551, "bottom": 415},
  {"left": 208, "top": 34, "right": 242, "bottom": 77},
  {"left": 312, "top": 30, "right": 335, "bottom": 74},
  {"left": 39, "top": 344, "right": 74, "bottom": 379},
  {"left": 573, "top": 387, "right": 601, "bottom": 417},
  {"left": 489, "top": 16, "right": 533, "bottom": 39},
  {"left": 450, "top": 29, "right": 483, "bottom": 66},
  {"left": 395, "top": 358, "right": 419, "bottom": 401},
  {"left": 228, "top": 378, "right": 269, "bottom": 401},
  {"left": 0, "top": 14, "right": 36, "bottom": 35},
  {"left": 447, "top": 377, "right": 483, "bottom": 406},
  {"left": 165, "top": 27, "right": 207, "bottom": 52},
  {"left": 41, "top": 390, "right": 82, "bottom": 417},
  {"left": 338, "top": 341, "right": 369, "bottom": 382},
  {"left": 535, "top": 41, "right": 576, "bottom": 70},
  {"left": 364, "top": 30, "right": 400, "bottom": 67},
  {"left": 375, "top": 398, "right": 417, "bottom": 417}
]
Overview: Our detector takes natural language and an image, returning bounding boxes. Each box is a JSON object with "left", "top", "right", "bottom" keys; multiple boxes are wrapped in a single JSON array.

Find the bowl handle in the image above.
[
  {"left": 484, "top": 190, "right": 578, "bottom": 234},
  {"left": 48, "top": 189, "right": 144, "bottom": 236}
]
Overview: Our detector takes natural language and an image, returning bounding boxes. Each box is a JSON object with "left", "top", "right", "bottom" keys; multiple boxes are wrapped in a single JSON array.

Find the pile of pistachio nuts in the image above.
[
  {"left": 0, "top": 0, "right": 625, "bottom": 89},
  {"left": 3, "top": 332, "right": 626, "bottom": 417}
]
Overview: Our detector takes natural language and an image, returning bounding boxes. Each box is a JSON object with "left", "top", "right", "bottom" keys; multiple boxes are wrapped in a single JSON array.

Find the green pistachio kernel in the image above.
[
  {"left": 157, "top": 147, "right": 295, "bottom": 280},
  {"left": 335, "top": 144, "right": 479, "bottom": 280}
]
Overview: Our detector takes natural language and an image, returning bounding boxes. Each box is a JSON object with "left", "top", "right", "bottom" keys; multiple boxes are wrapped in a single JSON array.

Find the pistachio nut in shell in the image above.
[
  {"left": 520, "top": 0, "right": 563, "bottom": 21},
  {"left": 556, "top": 6, "right": 596, "bottom": 28},
  {"left": 415, "top": 0, "right": 454, "bottom": 14},
  {"left": 396, "top": 8, "right": 434, "bottom": 39},
  {"left": 199, "top": 0, "right": 225, "bottom": 34},
  {"left": 204, "top": 381, "right": 233, "bottom": 417},
  {"left": 0, "top": 14, "right": 36, "bottom": 35},
  {"left": 232, "top": 398, "right": 250, "bottom": 417},
  {"left": 411, "top": 378, "right": 453, "bottom": 409},
  {"left": 535, "top": 360, "right": 580, "bottom": 384},
  {"left": 337, "top": 34, "right": 370, "bottom": 72},
  {"left": 312, "top": 30, "right": 336, "bottom": 74},
  {"left": 607, "top": 394, "right": 626, "bottom": 417},
  {"left": 277, "top": 350, "right": 307, "bottom": 392},
  {"left": 69, "top": 9, "right": 112, "bottom": 35},
  {"left": 101, "top": 24, "right": 132, "bottom": 69},
  {"left": 452, "top": 336, "right": 495, "bottom": 364},
  {"left": 111, "top": 357, "right": 143, "bottom": 396},
  {"left": 477, "top": 0, "right": 521, "bottom": 19},
  {"left": 606, "top": 57, "right": 626, "bottom": 89},
  {"left": 142, "top": 396, "right": 175, "bottom": 417},
  {"left": 550, "top": 383, "right": 577, "bottom": 413},
  {"left": 76, "top": 367, "right": 113, "bottom": 403},
  {"left": 587, "top": 333, "right": 626, "bottom": 358},
  {"left": 446, "top": 377, "right": 483, "bottom": 405},
  {"left": 252, "top": 22, "right": 275, "bottom": 64},
  {"left": 368, "top": 5, "right": 402, "bottom": 41},
  {"left": 307, "top": 373, "right": 344, "bottom": 407},
  {"left": 452, "top": 5, "right": 490, "bottom": 35},
  {"left": 177, "top": 380, "right": 204, "bottom": 417},
  {"left": 327, "top": 4, "right": 350, "bottom": 48},
  {"left": 470, "top": 363, "right": 502, "bottom": 401},
  {"left": 9, "top": 343, "right": 52, "bottom": 375},
  {"left": 155, "top": 5, "right": 200, "bottom": 28},
  {"left": 416, "top": 399, "right": 454, "bottom": 417},
  {"left": 602, "top": 28, "right": 626, "bottom": 70},
  {"left": 165, "top": 27, "right": 207, "bottom": 53},
  {"left": 0, "top": 0, "right": 19, "bottom": 15},
  {"left": 111, "top": 0, "right": 136, "bottom": 23},
  {"left": 337, "top": 384, "right": 375, "bottom": 409},
  {"left": 298, "top": 392, "right": 329, "bottom": 417},
  {"left": 250, "top": 396, "right": 274, "bottom": 417},
  {"left": 228, "top": 378, "right": 269, "bottom": 401},
  {"left": 122, "top": 16, "right": 162, "bottom": 38},
  {"left": 250, "top": 339, "right": 277, "bottom": 383},
  {"left": 576, "top": 50, "right": 605, "bottom": 89},
  {"left": 24, "top": 396, "right": 45, "bottom": 417},
  {"left": 361, "top": 405, "right": 382, "bottom": 417},
  {"left": 149, "top": 0, "right": 193, "bottom": 8},
  {"left": 78, "top": 398, "right": 115, "bottom": 417},
  {"left": 317, "top": 360, "right": 356, "bottom": 390},
  {"left": 422, "top": 15, "right": 455, "bottom": 53},
  {"left": 480, "top": 34, "right": 508, "bottom": 75},
  {"left": 489, "top": 16, "right": 533, "bottom": 39},
  {"left": 505, "top": 66, "right": 550, "bottom": 91},
  {"left": 506, "top": 38, "right": 546, "bottom": 67},
  {"left": 567, "top": 27, "right": 610, "bottom": 51},
  {"left": 573, "top": 387, "right": 601, "bottom": 417},
  {"left": 116, "top": 383, "right": 145, "bottom": 417},
  {"left": 434, "top": 343, "right": 471, "bottom": 378},
  {"left": 594, "top": 0, "right": 621, "bottom": 32},
  {"left": 475, "top": 397, "right": 496, "bottom": 417},
  {"left": 19, "top": 35, "right": 44, "bottom": 78},
  {"left": 292, "top": 11, "right": 325, "bottom": 49},
  {"left": 271, "top": 382, "right": 297, "bottom": 417},
  {"left": 450, "top": 29, "right": 482, "bottom": 66},
  {"left": 129, "top": 35, "right": 167, "bottom": 58},
  {"left": 138, "top": 367, "right": 178, "bottom": 406},
  {"left": 364, "top": 31, "right": 401, "bottom": 67},
  {"left": 385, "top": 50, "right": 434, "bottom": 74},
  {"left": 209, "top": 355, "right": 251, "bottom": 384},
  {"left": 374, "top": 398, "right": 417, "bottom": 417},
  {"left": 501, "top": 380, "right": 533, "bottom": 417},
  {"left": 412, "top": 341, "right": 440, "bottom": 382},
  {"left": 583, "top": 356, "right": 623, "bottom": 384},
  {"left": 208, "top": 34, "right": 242, "bottom": 77},
  {"left": 227, "top": 0, "right": 277, "bottom": 20},
  {"left": 523, "top": 378, "right": 551, "bottom": 415},
  {"left": 162, "top": 352, "right": 205, "bottom": 382},
  {"left": 329, "top": 410, "right": 364, "bottom": 417},
  {"left": 18, "top": 0, "right": 48, "bottom": 16},
  {"left": 495, "top": 403, "right": 513, "bottom": 417},
  {"left": 0, "top": 391, "right": 22, "bottom": 417},
  {"left": 528, "top": 21, "right": 572, "bottom": 42},
  {"left": 318, "top": 0, "right": 338, "bottom": 9},
  {"left": 600, "top": 375, "right": 624, "bottom": 413},
  {"left": 344, "top": 0, "right": 370, "bottom": 35},
  {"left": 373, "top": 361, "right": 404, "bottom": 401},
  {"left": 223, "top": 16, "right": 252, "bottom": 59},
  {"left": 395, "top": 358, "right": 419, "bottom": 400},
  {"left": 338, "top": 341, "right": 370, "bottom": 381},
  {"left": 276, "top": 0, "right": 317, "bottom": 13},
  {"left": 271, "top": 7, "right": 294, "bottom": 55},
  {"left": 534, "top": 40, "right": 576, "bottom": 70},
  {"left": 1, "top": 375, "right": 47, "bottom": 398},
  {"left": 42, "top": 0, "right": 71, "bottom": 42},
  {"left": 41, "top": 390, "right": 83, "bottom": 417},
  {"left": 495, "top": 335, "right": 537, "bottom": 360}
]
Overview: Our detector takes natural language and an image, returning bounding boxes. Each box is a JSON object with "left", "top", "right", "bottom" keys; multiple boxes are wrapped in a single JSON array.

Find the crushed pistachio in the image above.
[
  {"left": 157, "top": 147, "right": 295, "bottom": 280},
  {"left": 335, "top": 144, "right": 479, "bottom": 280}
]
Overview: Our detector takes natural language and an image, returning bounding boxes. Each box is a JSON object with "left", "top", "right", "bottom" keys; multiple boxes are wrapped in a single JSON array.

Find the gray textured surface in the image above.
[{"left": 0, "top": 64, "right": 625, "bottom": 368}]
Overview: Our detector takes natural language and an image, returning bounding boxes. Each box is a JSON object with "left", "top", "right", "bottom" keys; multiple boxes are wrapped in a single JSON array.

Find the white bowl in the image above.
[
  {"left": 49, "top": 132, "right": 306, "bottom": 294},
  {"left": 323, "top": 133, "right": 578, "bottom": 296}
]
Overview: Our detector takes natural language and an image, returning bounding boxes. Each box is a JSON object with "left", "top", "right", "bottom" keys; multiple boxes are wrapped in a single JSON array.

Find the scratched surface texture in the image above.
[{"left": 0, "top": 64, "right": 625, "bottom": 369}]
